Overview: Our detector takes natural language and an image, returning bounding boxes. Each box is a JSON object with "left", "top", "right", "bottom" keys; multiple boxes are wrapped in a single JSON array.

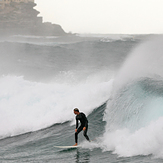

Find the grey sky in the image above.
[{"left": 35, "top": 0, "right": 163, "bottom": 34}]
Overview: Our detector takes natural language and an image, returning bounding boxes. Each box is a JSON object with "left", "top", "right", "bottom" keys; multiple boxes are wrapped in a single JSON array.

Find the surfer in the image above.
[{"left": 73, "top": 108, "right": 90, "bottom": 146}]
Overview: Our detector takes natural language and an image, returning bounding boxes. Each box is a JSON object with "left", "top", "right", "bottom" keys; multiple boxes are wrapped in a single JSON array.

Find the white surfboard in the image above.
[{"left": 54, "top": 145, "right": 80, "bottom": 149}]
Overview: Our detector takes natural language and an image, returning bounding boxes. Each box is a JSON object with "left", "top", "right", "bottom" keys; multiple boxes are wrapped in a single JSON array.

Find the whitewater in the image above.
[
  {"left": 0, "top": 34, "right": 163, "bottom": 162},
  {"left": 103, "top": 36, "right": 163, "bottom": 158},
  {"left": 0, "top": 75, "right": 112, "bottom": 137}
]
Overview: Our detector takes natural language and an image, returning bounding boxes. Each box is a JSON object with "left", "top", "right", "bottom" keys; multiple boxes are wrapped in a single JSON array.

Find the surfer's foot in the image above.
[{"left": 73, "top": 143, "right": 78, "bottom": 146}]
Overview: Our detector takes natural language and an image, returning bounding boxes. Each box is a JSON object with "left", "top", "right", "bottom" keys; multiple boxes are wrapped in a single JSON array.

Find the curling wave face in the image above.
[{"left": 103, "top": 36, "right": 163, "bottom": 158}]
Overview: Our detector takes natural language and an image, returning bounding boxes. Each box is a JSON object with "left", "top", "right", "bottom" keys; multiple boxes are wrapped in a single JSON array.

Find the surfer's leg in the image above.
[
  {"left": 75, "top": 126, "right": 83, "bottom": 143},
  {"left": 83, "top": 125, "right": 90, "bottom": 142}
]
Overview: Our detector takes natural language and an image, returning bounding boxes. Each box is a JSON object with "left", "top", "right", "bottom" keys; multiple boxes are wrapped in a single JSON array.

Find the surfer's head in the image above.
[{"left": 74, "top": 108, "right": 79, "bottom": 115}]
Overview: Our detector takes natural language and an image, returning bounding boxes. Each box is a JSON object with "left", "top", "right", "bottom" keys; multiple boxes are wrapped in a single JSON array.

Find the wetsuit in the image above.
[{"left": 75, "top": 112, "right": 90, "bottom": 143}]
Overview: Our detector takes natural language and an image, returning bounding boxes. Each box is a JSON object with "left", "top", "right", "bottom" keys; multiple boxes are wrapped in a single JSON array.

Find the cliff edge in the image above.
[{"left": 0, "top": 1, "right": 67, "bottom": 36}]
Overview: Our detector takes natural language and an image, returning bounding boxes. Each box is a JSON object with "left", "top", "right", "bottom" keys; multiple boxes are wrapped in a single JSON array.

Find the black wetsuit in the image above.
[{"left": 75, "top": 112, "right": 90, "bottom": 143}]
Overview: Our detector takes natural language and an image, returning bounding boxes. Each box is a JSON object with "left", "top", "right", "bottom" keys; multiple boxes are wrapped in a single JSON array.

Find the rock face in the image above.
[{"left": 0, "top": 1, "right": 67, "bottom": 36}]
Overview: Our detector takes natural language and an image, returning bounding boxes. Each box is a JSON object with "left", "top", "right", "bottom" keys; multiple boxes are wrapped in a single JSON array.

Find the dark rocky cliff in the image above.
[{"left": 0, "top": 2, "right": 67, "bottom": 36}]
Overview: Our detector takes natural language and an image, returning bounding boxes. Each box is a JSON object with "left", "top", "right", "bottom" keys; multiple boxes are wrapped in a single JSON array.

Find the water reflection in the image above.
[{"left": 75, "top": 149, "right": 90, "bottom": 163}]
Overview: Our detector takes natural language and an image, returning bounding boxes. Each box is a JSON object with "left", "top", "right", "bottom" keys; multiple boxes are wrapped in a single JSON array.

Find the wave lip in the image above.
[
  {"left": 102, "top": 36, "right": 163, "bottom": 158},
  {"left": 103, "top": 78, "right": 163, "bottom": 158}
]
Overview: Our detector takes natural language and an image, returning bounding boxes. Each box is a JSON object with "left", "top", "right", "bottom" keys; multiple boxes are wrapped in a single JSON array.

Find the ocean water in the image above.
[{"left": 0, "top": 34, "right": 163, "bottom": 162}]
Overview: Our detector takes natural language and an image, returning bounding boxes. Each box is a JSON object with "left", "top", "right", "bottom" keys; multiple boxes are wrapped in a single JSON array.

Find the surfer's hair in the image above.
[{"left": 74, "top": 108, "right": 79, "bottom": 112}]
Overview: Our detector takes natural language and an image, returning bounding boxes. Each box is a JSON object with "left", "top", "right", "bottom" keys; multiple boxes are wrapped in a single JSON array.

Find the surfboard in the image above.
[{"left": 54, "top": 145, "right": 80, "bottom": 149}]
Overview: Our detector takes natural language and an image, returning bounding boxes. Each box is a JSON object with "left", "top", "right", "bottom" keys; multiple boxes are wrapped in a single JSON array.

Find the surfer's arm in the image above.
[
  {"left": 83, "top": 114, "right": 88, "bottom": 127},
  {"left": 76, "top": 118, "right": 78, "bottom": 129},
  {"left": 84, "top": 120, "right": 88, "bottom": 127},
  {"left": 83, "top": 121, "right": 87, "bottom": 131}
]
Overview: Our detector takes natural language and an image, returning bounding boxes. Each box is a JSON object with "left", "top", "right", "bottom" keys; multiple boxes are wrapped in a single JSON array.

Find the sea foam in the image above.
[
  {"left": 103, "top": 36, "right": 163, "bottom": 158},
  {"left": 0, "top": 75, "right": 113, "bottom": 138}
]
